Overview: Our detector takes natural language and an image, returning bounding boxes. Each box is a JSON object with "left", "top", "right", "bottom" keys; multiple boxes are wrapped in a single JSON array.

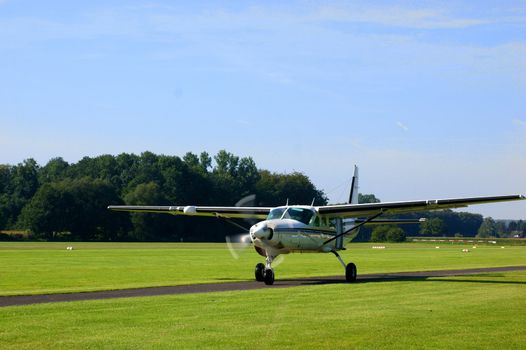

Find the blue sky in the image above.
[{"left": 1, "top": 0, "right": 525, "bottom": 218}]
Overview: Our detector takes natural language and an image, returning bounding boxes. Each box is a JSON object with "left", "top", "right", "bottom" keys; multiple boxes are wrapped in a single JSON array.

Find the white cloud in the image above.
[
  {"left": 237, "top": 119, "right": 250, "bottom": 125},
  {"left": 513, "top": 118, "right": 526, "bottom": 127},
  {"left": 314, "top": 5, "right": 489, "bottom": 29},
  {"left": 396, "top": 121, "right": 409, "bottom": 131}
]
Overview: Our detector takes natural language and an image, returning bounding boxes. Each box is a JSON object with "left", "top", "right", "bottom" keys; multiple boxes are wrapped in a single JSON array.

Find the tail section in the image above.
[{"left": 348, "top": 165, "right": 359, "bottom": 204}]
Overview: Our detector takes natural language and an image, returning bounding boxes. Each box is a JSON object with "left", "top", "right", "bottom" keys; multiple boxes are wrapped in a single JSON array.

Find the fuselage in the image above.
[{"left": 249, "top": 205, "right": 355, "bottom": 257}]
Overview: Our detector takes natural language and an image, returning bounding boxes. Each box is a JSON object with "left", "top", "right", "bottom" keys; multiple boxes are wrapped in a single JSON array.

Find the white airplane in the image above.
[{"left": 108, "top": 166, "right": 524, "bottom": 285}]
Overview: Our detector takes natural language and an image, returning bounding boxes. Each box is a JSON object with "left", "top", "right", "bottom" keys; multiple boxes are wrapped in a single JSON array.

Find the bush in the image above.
[
  {"left": 371, "top": 225, "right": 406, "bottom": 242},
  {"left": 386, "top": 227, "right": 406, "bottom": 242}
]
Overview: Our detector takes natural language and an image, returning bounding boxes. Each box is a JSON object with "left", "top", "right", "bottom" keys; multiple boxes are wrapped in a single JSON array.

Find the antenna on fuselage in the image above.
[
  {"left": 311, "top": 198, "right": 315, "bottom": 206},
  {"left": 286, "top": 198, "right": 289, "bottom": 206}
]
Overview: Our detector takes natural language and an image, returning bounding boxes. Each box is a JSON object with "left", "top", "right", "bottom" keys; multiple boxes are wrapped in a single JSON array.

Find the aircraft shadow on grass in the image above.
[{"left": 274, "top": 274, "right": 526, "bottom": 286}]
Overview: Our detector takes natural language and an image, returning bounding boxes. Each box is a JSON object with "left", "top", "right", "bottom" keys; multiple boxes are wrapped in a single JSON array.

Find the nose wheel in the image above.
[
  {"left": 255, "top": 255, "right": 275, "bottom": 285},
  {"left": 263, "top": 268, "right": 274, "bottom": 285},
  {"left": 255, "top": 263, "right": 265, "bottom": 282}
]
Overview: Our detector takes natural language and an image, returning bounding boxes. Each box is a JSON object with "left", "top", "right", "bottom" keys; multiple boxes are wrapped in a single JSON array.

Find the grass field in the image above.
[
  {"left": 0, "top": 271, "right": 524, "bottom": 349},
  {"left": 1, "top": 242, "right": 525, "bottom": 296},
  {"left": 0, "top": 242, "right": 525, "bottom": 349}
]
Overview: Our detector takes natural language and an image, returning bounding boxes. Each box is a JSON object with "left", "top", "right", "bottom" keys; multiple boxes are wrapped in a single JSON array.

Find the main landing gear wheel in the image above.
[
  {"left": 255, "top": 263, "right": 265, "bottom": 282},
  {"left": 263, "top": 268, "right": 275, "bottom": 285},
  {"left": 345, "top": 262, "right": 357, "bottom": 283}
]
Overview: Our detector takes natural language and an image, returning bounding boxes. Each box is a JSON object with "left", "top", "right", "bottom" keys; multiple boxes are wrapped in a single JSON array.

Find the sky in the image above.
[{"left": 1, "top": 0, "right": 525, "bottom": 219}]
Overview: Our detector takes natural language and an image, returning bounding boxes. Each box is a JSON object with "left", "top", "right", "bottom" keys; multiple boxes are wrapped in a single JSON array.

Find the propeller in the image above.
[
  {"left": 225, "top": 233, "right": 252, "bottom": 259},
  {"left": 235, "top": 194, "right": 256, "bottom": 208},
  {"left": 272, "top": 255, "right": 286, "bottom": 268},
  {"left": 225, "top": 194, "right": 258, "bottom": 259}
]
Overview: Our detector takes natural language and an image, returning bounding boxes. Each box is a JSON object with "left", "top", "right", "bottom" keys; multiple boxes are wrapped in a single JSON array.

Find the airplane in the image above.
[{"left": 108, "top": 166, "right": 525, "bottom": 285}]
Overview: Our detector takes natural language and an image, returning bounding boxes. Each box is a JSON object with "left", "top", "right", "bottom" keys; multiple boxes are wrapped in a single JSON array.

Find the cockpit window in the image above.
[
  {"left": 267, "top": 208, "right": 286, "bottom": 220},
  {"left": 283, "top": 207, "right": 315, "bottom": 225},
  {"left": 266, "top": 207, "right": 316, "bottom": 225}
]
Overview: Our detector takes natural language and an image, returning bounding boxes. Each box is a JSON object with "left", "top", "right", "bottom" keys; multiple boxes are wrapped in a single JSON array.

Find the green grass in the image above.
[
  {"left": 1, "top": 242, "right": 525, "bottom": 296},
  {"left": 0, "top": 271, "right": 524, "bottom": 349}
]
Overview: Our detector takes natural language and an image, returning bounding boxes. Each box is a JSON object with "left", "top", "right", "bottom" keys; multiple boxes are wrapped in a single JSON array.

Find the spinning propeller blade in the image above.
[
  {"left": 225, "top": 233, "right": 252, "bottom": 259},
  {"left": 225, "top": 194, "right": 260, "bottom": 259}
]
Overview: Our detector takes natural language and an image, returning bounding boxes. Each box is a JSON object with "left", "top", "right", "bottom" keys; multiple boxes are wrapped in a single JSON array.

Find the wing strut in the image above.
[
  {"left": 216, "top": 215, "right": 251, "bottom": 232},
  {"left": 322, "top": 211, "right": 384, "bottom": 246}
]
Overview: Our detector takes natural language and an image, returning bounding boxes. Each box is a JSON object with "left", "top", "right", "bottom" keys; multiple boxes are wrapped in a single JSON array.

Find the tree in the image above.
[
  {"left": 199, "top": 152, "right": 212, "bottom": 172},
  {"left": 124, "top": 182, "right": 176, "bottom": 241},
  {"left": 18, "top": 178, "right": 129, "bottom": 241},
  {"left": 420, "top": 217, "right": 448, "bottom": 236},
  {"left": 477, "top": 217, "right": 497, "bottom": 238},
  {"left": 255, "top": 170, "right": 327, "bottom": 207},
  {"left": 0, "top": 165, "right": 12, "bottom": 229},
  {"left": 371, "top": 226, "right": 389, "bottom": 242},
  {"left": 39, "top": 157, "right": 69, "bottom": 183},
  {"left": 371, "top": 225, "right": 406, "bottom": 242},
  {"left": 386, "top": 227, "right": 406, "bottom": 242},
  {"left": 495, "top": 221, "right": 508, "bottom": 237},
  {"left": 4, "top": 159, "right": 41, "bottom": 229},
  {"left": 359, "top": 193, "right": 380, "bottom": 204}
]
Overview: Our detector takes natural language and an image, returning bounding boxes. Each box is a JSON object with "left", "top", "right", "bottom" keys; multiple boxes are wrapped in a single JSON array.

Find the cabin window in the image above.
[{"left": 309, "top": 215, "right": 321, "bottom": 227}]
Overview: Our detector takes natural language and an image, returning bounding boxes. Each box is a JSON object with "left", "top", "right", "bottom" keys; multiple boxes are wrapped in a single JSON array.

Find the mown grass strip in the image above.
[
  {"left": 1, "top": 242, "right": 525, "bottom": 296},
  {"left": 0, "top": 271, "right": 524, "bottom": 349}
]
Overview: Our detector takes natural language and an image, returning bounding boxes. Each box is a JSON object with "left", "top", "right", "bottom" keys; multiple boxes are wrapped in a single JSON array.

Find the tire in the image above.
[
  {"left": 263, "top": 268, "right": 275, "bottom": 285},
  {"left": 346, "top": 262, "right": 357, "bottom": 283},
  {"left": 255, "top": 263, "right": 265, "bottom": 282}
]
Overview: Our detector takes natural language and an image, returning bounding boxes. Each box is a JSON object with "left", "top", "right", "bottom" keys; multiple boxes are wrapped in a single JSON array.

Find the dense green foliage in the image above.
[
  {"left": 1, "top": 153, "right": 523, "bottom": 241},
  {"left": 354, "top": 193, "right": 524, "bottom": 241},
  {"left": 478, "top": 217, "right": 497, "bottom": 238},
  {"left": 0, "top": 151, "right": 327, "bottom": 241},
  {"left": 370, "top": 225, "right": 406, "bottom": 242}
]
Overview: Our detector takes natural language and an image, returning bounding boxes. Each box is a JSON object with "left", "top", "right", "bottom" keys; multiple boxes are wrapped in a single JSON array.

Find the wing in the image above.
[
  {"left": 107, "top": 205, "right": 272, "bottom": 220},
  {"left": 317, "top": 195, "right": 525, "bottom": 218}
]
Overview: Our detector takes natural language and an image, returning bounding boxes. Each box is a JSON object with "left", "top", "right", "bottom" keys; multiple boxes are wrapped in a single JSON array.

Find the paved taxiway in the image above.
[{"left": 1, "top": 266, "right": 524, "bottom": 307}]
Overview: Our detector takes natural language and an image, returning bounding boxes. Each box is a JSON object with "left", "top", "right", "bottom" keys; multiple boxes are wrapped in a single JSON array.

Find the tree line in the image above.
[
  {"left": 356, "top": 194, "right": 525, "bottom": 242},
  {"left": 0, "top": 151, "right": 327, "bottom": 241},
  {"left": 0, "top": 152, "right": 523, "bottom": 242}
]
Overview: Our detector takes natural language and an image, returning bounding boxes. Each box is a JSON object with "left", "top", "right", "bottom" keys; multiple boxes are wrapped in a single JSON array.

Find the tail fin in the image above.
[{"left": 348, "top": 165, "right": 359, "bottom": 204}]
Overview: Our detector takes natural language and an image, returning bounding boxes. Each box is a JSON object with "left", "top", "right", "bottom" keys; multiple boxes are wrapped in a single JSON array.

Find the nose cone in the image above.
[{"left": 250, "top": 222, "right": 272, "bottom": 240}]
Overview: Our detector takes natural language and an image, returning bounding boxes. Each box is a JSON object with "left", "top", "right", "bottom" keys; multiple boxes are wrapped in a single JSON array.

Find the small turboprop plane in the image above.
[{"left": 108, "top": 167, "right": 524, "bottom": 285}]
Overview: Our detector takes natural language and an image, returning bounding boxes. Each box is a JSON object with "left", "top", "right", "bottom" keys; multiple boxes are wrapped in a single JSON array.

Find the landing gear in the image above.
[
  {"left": 345, "top": 262, "right": 357, "bottom": 282},
  {"left": 255, "top": 263, "right": 265, "bottom": 282},
  {"left": 332, "top": 250, "right": 358, "bottom": 283},
  {"left": 255, "top": 254, "right": 275, "bottom": 285},
  {"left": 263, "top": 268, "right": 275, "bottom": 285}
]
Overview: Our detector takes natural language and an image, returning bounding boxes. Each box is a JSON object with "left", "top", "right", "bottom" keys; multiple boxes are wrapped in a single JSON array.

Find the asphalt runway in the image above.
[{"left": 1, "top": 266, "right": 525, "bottom": 307}]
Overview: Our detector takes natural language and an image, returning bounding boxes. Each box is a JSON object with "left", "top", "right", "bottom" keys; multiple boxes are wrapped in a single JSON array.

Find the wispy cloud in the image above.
[
  {"left": 314, "top": 4, "right": 489, "bottom": 29},
  {"left": 513, "top": 118, "right": 526, "bottom": 127},
  {"left": 237, "top": 119, "right": 251, "bottom": 125},
  {"left": 396, "top": 121, "right": 409, "bottom": 131}
]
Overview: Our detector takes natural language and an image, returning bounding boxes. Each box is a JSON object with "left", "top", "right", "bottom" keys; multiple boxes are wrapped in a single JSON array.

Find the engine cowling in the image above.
[{"left": 250, "top": 222, "right": 273, "bottom": 240}]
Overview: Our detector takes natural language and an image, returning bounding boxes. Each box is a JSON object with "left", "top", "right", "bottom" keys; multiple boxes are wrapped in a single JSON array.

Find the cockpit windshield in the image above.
[
  {"left": 267, "top": 208, "right": 286, "bottom": 220},
  {"left": 265, "top": 207, "right": 315, "bottom": 225},
  {"left": 284, "top": 207, "right": 315, "bottom": 224},
  {"left": 266, "top": 207, "right": 317, "bottom": 225}
]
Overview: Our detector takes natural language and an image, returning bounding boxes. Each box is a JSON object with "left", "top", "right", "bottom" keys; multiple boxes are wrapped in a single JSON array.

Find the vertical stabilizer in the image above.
[{"left": 348, "top": 165, "right": 359, "bottom": 204}]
